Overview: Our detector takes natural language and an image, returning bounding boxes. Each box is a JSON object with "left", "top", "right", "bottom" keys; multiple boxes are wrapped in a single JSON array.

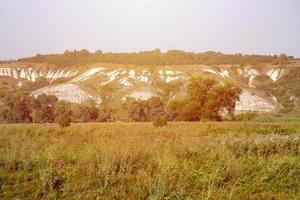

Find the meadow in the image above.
[{"left": 0, "top": 122, "right": 299, "bottom": 200}]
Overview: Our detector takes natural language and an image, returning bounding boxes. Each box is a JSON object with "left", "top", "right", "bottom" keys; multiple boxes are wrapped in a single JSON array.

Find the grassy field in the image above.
[{"left": 0, "top": 122, "right": 299, "bottom": 200}]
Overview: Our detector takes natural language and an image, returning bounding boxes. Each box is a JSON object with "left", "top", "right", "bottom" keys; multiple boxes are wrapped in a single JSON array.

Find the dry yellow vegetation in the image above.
[{"left": 0, "top": 122, "right": 299, "bottom": 199}]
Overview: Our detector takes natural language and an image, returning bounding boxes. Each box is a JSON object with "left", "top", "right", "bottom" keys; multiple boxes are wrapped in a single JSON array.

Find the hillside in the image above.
[
  {"left": 1, "top": 58, "right": 300, "bottom": 115},
  {"left": 0, "top": 50, "right": 299, "bottom": 115}
]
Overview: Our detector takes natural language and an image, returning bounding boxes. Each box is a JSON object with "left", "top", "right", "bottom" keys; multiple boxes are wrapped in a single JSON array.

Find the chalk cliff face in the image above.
[
  {"left": 0, "top": 62, "right": 289, "bottom": 112},
  {"left": 0, "top": 67, "right": 78, "bottom": 82}
]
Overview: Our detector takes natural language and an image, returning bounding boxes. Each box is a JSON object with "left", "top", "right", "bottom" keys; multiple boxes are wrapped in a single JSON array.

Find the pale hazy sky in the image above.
[{"left": 0, "top": 0, "right": 299, "bottom": 60}]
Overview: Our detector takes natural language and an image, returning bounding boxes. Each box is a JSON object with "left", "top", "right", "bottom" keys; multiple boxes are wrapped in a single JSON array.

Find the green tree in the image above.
[
  {"left": 278, "top": 54, "right": 288, "bottom": 66},
  {"left": 32, "top": 109, "right": 44, "bottom": 123},
  {"left": 97, "top": 104, "right": 114, "bottom": 122},
  {"left": 54, "top": 101, "right": 72, "bottom": 121},
  {"left": 183, "top": 77, "right": 217, "bottom": 121},
  {"left": 272, "top": 55, "right": 279, "bottom": 65},
  {"left": 122, "top": 98, "right": 149, "bottom": 122},
  {"left": 166, "top": 100, "right": 184, "bottom": 121},
  {"left": 147, "top": 97, "right": 166, "bottom": 121},
  {"left": 4, "top": 95, "right": 35, "bottom": 123},
  {"left": 153, "top": 117, "right": 168, "bottom": 127},
  {"left": 71, "top": 100, "right": 99, "bottom": 122},
  {"left": 57, "top": 112, "right": 72, "bottom": 128},
  {"left": 205, "top": 83, "right": 241, "bottom": 120},
  {"left": 36, "top": 94, "right": 58, "bottom": 122},
  {"left": 167, "top": 77, "right": 241, "bottom": 121},
  {"left": 53, "top": 99, "right": 72, "bottom": 127}
]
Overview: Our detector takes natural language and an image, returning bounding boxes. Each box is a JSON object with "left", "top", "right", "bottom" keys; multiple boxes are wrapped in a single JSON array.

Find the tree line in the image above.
[
  {"left": 15, "top": 49, "right": 292, "bottom": 67},
  {"left": 0, "top": 77, "right": 241, "bottom": 126}
]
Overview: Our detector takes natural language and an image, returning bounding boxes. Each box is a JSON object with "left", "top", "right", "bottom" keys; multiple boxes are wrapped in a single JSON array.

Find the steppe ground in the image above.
[{"left": 0, "top": 122, "right": 299, "bottom": 199}]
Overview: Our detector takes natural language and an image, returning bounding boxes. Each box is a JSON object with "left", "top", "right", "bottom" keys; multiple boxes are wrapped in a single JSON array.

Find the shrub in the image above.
[
  {"left": 235, "top": 112, "right": 256, "bottom": 121},
  {"left": 153, "top": 117, "right": 168, "bottom": 127},
  {"left": 40, "top": 166, "right": 66, "bottom": 196},
  {"left": 57, "top": 113, "right": 71, "bottom": 128}
]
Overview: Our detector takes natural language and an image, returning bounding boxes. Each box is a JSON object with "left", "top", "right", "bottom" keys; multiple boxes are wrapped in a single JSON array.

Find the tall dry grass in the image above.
[{"left": 0, "top": 122, "right": 299, "bottom": 199}]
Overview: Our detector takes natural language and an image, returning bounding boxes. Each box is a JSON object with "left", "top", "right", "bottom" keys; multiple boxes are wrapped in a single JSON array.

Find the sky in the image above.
[{"left": 0, "top": 0, "right": 300, "bottom": 60}]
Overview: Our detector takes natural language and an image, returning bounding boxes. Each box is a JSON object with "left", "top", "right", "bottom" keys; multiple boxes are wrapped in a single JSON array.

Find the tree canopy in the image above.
[
  {"left": 0, "top": 76, "right": 242, "bottom": 124},
  {"left": 167, "top": 77, "right": 242, "bottom": 121},
  {"left": 13, "top": 49, "right": 289, "bottom": 67}
]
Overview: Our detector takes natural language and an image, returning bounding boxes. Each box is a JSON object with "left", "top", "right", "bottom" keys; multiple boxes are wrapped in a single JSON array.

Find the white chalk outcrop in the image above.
[
  {"left": 266, "top": 68, "right": 284, "bottom": 82},
  {"left": 31, "top": 83, "right": 101, "bottom": 104},
  {"left": 71, "top": 67, "right": 104, "bottom": 82},
  {"left": 236, "top": 90, "right": 276, "bottom": 112},
  {"left": 124, "top": 87, "right": 159, "bottom": 100},
  {"left": 159, "top": 69, "right": 186, "bottom": 83},
  {"left": 0, "top": 67, "right": 78, "bottom": 82}
]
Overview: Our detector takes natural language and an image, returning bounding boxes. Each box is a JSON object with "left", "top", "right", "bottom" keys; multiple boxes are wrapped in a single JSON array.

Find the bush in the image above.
[
  {"left": 153, "top": 117, "right": 168, "bottom": 127},
  {"left": 235, "top": 112, "right": 256, "bottom": 121},
  {"left": 57, "top": 113, "right": 71, "bottom": 128}
]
